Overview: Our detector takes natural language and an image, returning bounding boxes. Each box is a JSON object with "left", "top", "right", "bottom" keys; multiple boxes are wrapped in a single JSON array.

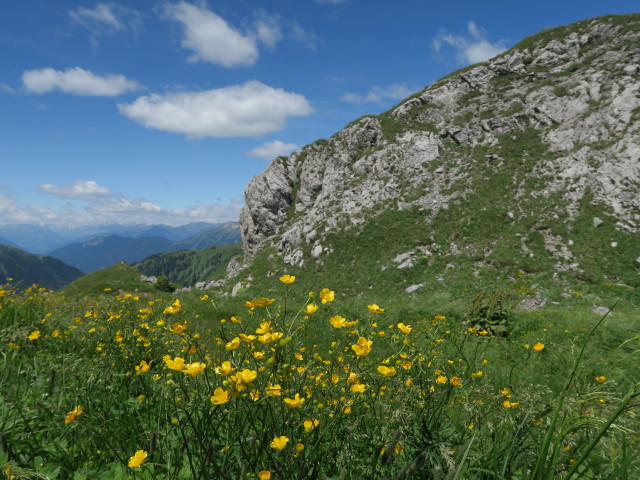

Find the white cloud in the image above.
[
  {"left": 0, "top": 191, "right": 242, "bottom": 227},
  {"left": 165, "top": 1, "right": 259, "bottom": 67},
  {"left": 247, "top": 140, "right": 298, "bottom": 161},
  {"left": 39, "top": 180, "right": 115, "bottom": 201},
  {"left": 22, "top": 67, "right": 141, "bottom": 96},
  {"left": 69, "top": 3, "right": 141, "bottom": 35},
  {"left": 118, "top": 81, "right": 313, "bottom": 138},
  {"left": 341, "top": 82, "right": 414, "bottom": 104},
  {"left": 432, "top": 21, "right": 506, "bottom": 65},
  {"left": 253, "top": 11, "right": 282, "bottom": 50}
]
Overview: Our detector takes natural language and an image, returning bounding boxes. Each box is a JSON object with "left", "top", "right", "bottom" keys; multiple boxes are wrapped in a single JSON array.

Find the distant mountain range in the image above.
[
  {"left": 0, "top": 221, "right": 228, "bottom": 254},
  {"left": 45, "top": 222, "right": 241, "bottom": 273},
  {"left": 0, "top": 244, "right": 84, "bottom": 290}
]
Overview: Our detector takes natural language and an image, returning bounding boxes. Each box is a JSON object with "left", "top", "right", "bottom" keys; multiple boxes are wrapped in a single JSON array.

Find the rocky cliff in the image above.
[{"left": 238, "top": 14, "right": 639, "bottom": 285}]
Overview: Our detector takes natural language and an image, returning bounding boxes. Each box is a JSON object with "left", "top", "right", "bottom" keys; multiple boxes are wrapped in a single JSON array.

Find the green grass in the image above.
[{"left": 1, "top": 277, "right": 638, "bottom": 479}]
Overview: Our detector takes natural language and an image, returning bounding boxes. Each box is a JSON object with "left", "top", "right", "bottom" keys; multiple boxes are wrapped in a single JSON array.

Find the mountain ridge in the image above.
[{"left": 234, "top": 14, "right": 639, "bottom": 298}]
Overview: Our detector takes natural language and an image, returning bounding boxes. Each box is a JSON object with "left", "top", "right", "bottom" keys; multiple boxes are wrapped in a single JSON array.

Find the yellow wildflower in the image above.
[
  {"left": 163, "top": 299, "right": 181, "bottom": 315},
  {"left": 533, "top": 342, "right": 545, "bottom": 352},
  {"left": 397, "top": 322, "right": 412, "bottom": 334},
  {"left": 164, "top": 356, "right": 186, "bottom": 371},
  {"left": 270, "top": 436, "right": 289, "bottom": 451},
  {"left": 319, "top": 288, "right": 335, "bottom": 304},
  {"left": 215, "top": 361, "right": 235, "bottom": 376},
  {"left": 28, "top": 330, "right": 41, "bottom": 341},
  {"left": 258, "top": 471, "right": 271, "bottom": 480},
  {"left": 352, "top": 337, "right": 372, "bottom": 357},
  {"left": 135, "top": 360, "right": 151, "bottom": 375},
  {"left": 183, "top": 362, "right": 206, "bottom": 377},
  {"left": 305, "top": 303, "right": 318, "bottom": 314},
  {"left": 284, "top": 393, "right": 305, "bottom": 408},
  {"left": 210, "top": 387, "right": 230, "bottom": 405},
  {"left": 64, "top": 406, "right": 83, "bottom": 424},
  {"left": 377, "top": 365, "right": 397, "bottom": 377},
  {"left": 279, "top": 274, "right": 296, "bottom": 284},
  {"left": 128, "top": 450, "right": 148, "bottom": 468},
  {"left": 367, "top": 304, "right": 384, "bottom": 314},
  {"left": 225, "top": 337, "right": 241, "bottom": 350},
  {"left": 304, "top": 418, "right": 320, "bottom": 433},
  {"left": 595, "top": 376, "right": 606, "bottom": 383}
]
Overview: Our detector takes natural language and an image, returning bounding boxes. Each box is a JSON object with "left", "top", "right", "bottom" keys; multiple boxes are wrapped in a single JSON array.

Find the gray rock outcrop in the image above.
[{"left": 238, "top": 15, "right": 640, "bottom": 269}]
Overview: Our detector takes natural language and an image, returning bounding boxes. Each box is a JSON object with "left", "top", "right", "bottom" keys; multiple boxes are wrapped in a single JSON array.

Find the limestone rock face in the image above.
[{"left": 238, "top": 15, "right": 640, "bottom": 268}]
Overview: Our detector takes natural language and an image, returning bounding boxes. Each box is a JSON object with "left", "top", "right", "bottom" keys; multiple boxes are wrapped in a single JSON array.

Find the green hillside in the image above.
[
  {"left": 0, "top": 244, "right": 83, "bottom": 290},
  {"left": 133, "top": 243, "right": 242, "bottom": 286}
]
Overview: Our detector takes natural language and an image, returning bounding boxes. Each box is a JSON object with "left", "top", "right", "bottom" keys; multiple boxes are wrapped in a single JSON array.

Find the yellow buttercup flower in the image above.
[
  {"left": 170, "top": 322, "right": 187, "bottom": 334},
  {"left": 266, "top": 381, "right": 282, "bottom": 397},
  {"left": 215, "top": 361, "right": 235, "bottom": 376},
  {"left": 183, "top": 362, "right": 206, "bottom": 377},
  {"left": 351, "top": 337, "right": 372, "bottom": 357},
  {"left": 533, "top": 342, "right": 545, "bottom": 352},
  {"left": 234, "top": 369, "right": 258, "bottom": 385},
  {"left": 319, "top": 288, "right": 335, "bottom": 304},
  {"left": 397, "top": 323, "right": 412, "bottom": 334},
  {"left": 28, "top": 330, "right": 41, "bottom": 341},
  {"left": 471, "top": 370, "right": 483, "bottom": 378},
  {"left": 163, "top": 299, "right": 181, "bottom": 315},
  {"left": 329, "top": 315, "right": 347, "bottom": 328},
  {"left": 225, "top": 337, "right": 241, "bottom": 350},
  {"left": 450, "top": 376, "right": 462, "bottom": 386},
  {"left": 377, "top": 365, "right": 397, "bottom": 377},
  {"left": 350, "top": 383, "right": 366, "bottom": 393},
  {"left": 164, "top": 356, "right": 186, "bottom": 371},
  {"left": 435, "top": 375, "right": 447, "bottom": 385},
  {"left": 284, "top": 393, "right": 305, "bottom": 408},
  {"left": 303, "top": 418, "right": 320, "bottom": 433},
  {"left": 305, "top": 303, "right": 318, "bottom": 314},
  {"left": 270, "top": 436, "right": 289, "bottom": 451},
  {"left": 367, "top": 304, "right": 384, "bottom": 314},
  {"left": 279, "top": 274, "right": 296, "bottom": 284},
  {"left": 128, "top": 449, "right": 148, "bottom": 468},
  {"left": 256, "top": 321, "right": 271, "bottom": 334},
  {"left": 210, "top": 387, "right": 230, "bottom": 405},
  {"left": 64, "top": 405, "right": 83, "bottom": 424},
  {"left": 135, "top": 360, "right": 151, "bottom": 375},
  {"left": 595, "top": 376, "right": 606, "bottom": 383},
  {"left": 258, "top": 471, "right": 271, "bottom": 480}
]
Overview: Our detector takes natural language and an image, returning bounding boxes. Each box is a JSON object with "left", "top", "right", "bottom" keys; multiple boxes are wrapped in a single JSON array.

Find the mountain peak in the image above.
[{"left": 238, "top": 14, "right": 639, "bottom": 290}]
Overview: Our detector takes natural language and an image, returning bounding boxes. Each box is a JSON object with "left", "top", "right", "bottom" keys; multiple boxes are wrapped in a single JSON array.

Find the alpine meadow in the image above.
[{"left": 2, "top": 13, "right": 640, "bottom": 480}]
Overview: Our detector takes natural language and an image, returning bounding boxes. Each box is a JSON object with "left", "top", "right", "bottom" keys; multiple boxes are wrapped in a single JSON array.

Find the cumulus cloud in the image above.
[
  {"left": 247, "top": 140, "right": 298, "bottom": 161},
  {"left": 432, "top": 21, "right": 506, "bottom": 65},
  {"left": 165, "top": 1, "right": 260, "bottom": 67},
  {"left": 118, "top": 81, "right": 312, "bottom": 138},
  {"left": 69, "top": 3, "right": 141, "bottom": 35},
  {"left": 39, "top": 180, "right": 115, "bottom": 201},
  {"left": 0, "top": 190, "right": 242, "bottom": 227},
  {"left": 22, "top": 67, "right": 141, "bottom": 96},
  {"left": 341, "top": 82, "right": 415, "bottom": 104}
]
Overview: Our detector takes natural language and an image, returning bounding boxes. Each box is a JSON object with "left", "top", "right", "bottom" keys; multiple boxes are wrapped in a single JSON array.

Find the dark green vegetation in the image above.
[
  {"left": 134, "top": 243, "right": 242, "bottom": 287},
  {"left": 0, "top": 245, "right": 83, "bottom": 290}
]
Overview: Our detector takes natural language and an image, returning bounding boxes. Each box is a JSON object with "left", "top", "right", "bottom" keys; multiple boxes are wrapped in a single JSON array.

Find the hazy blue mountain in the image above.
[
  {"left": 46, "top": 222, "right": 241, "bottom": 273},
  {"left": 0, "top": 222, "right": 222, "bottom": 253},
  {"left": 47, "top": 235, "right": 174, "bottom": 273}
]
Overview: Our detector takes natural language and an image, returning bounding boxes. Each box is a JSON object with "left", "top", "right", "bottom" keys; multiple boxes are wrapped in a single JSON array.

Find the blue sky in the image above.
[{"left": 1, "top": 1, "right": 637, "bottom": 226}]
